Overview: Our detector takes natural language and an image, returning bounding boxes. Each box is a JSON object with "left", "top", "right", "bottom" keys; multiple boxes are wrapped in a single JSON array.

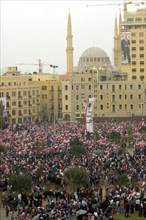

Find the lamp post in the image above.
[{"left": 50, "top": 65, "right": 58, "bottom": 134}]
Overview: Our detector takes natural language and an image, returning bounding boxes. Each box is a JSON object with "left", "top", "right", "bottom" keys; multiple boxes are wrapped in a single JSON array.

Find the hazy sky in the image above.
[{"left": 1, "top": 0, "right": 143, "bottom": 74}]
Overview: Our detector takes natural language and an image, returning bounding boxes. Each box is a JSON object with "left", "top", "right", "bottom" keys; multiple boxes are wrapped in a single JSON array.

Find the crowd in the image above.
[{"left": 0, "top": 119, "right": 146, "bottom": 219}]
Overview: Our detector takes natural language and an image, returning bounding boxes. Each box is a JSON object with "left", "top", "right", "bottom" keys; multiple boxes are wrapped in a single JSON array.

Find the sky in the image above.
[{"left": 1, "top": 0, "right": 144, "bottom": 74}]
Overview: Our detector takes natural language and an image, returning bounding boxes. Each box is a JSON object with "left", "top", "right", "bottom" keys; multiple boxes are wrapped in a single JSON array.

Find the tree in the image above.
[
  {"left": 69, "top": 137, "right": 86, "bottom": 157},
  {"left": 69, "top": 145, "right": 87, "bottom": 157},
  {"left": 0, "top": 102, "right": 5, "bottom": 129},
  {"left": 108, "top": 131, "right": 121, "bottom": 143},
  {"left": 0, "top": 144, "right": 6, "bottom": 153},
  {"left": 118, "top": 174, "right": 129, "bottom": 186},
  {"left": 8, "top": 174, "right": 33, "bottom": 193},
  {"left": 38, "top": 104, "right": 49, "bottom": 122},
  {"left": 64, "top": 167, "right": 90, "bottom": 194}
]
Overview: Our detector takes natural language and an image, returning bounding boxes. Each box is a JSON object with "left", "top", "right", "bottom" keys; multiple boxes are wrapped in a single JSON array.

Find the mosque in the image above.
[{"left": 63, "top": 9, "right": 146, "bottom": 121}]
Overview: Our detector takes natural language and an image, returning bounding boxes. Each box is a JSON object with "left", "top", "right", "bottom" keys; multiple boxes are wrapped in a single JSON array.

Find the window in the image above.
[
  {"left": 89, "top": 85, "right": 91, "bottom": 90},
  {"left": 24, "top": 109, "right": 27, "bottom": 114},
  {"left": 131, "top": 40, "right": 136, "bottom": 44},
  {"left": 76, "top": 85, "right": 79, "bottom": 90},
  {"left": 12, "top": 101, "right": 16, "bottom": 106},
  {"left": 76, "top": 105, "right": 79, "bottom": 110},
  {"left": 130, "top": 94, "right": 133, "bottom": 99},
  {"left": 132, "top": 54, "right": 136, "bottom": 58},
  {"left": 132, "top": 76, "right": 136, "bottom": 80},
  {"left": 125, "top": 95, "right": 127, "bottom": 99},
  {"left": 112, "top": 85, "right": 115, "bottom": 92},
  {"left": 138, "top": 85, "right": 141, "bottom": 89},
  {"left": 131, "top": 47, "right": 136, "bottom": 51},
  {"left": 125, "top": 104, "right": 127, "bottom": 110},
  {"left": 130, "top": 104, "right": 133, "bottom": 110},
  {"left": 132, "top": 61, "right": 136, "bottom": 65},
  {"left": 135, "top": 18, "right": 142, "bottom": 23},
  {"left": 140, "top": 47, "right": 144, "bottom": 51},
  {"left": 119, "top": 85, "right": 122, "bottom": 89},
  {"left": 100, "top": 95, "right": 103, "bottom": 100},
  {"left": 76, "top": 95, "right": 79, "bottom": 100},
  {"left": 131, "top": 32, "right": 136, "bottom": 37},
  {"left": 140, "top": 61, "right": 144, "bottom": 65},
  {"left": 139, "top": 32, "right": 144, "bottom": 37},
  {"left": 138, "top": 94, "right": 141, "bottom": 99},
  {"left": 100, "top": 85, "right": 103, "bottom": 90},
  {"left": 12, "top": 110, "right": 16, "bottom": 115},
  {"left": 140, "top": 54, "right": 144, "bottom": 58},
  {"left": 23, "top": 91, "right": 27, "bottom": 96},
  {"left": 112, "top": 105, "right": 115, "bottom": 112},
  {"left": 65, "top": 105, "right": 68, "bottom": 110},
  {"left": 119, "top": 95, "right": 122, "bottom": 99},
  {"left": 140, "top": 75, "right": 144, "bottom": 81},
  {"left": 100, "top": 105, "right": 103, "bottom": 110},
  {"left": 12, "top": 91, "right": 16, "bottom": 97},
  {"left": 112, "top": 95, "right": 115, "bottom": 102},
  {"left": 65, "top": 85, "right": 68, "bottom": 90},
  {"left": 81, "top": 85, "right": 85, "bottom": 89},
  {"left": 130, "top": 85, "right": 133, "bottom": 89},
  {"left": 19, "top": 110, "right": 22, "bottom": 116},
  {"left": 139, "top": 40, "right": 144, "bottom": 44},
  {"left": 119, "top": 104, "right": 122, "bottom": 110},
  {"left": 132, "top": 68, "right": 136, "bottom": 72},
  {"left": 65, "top": 95, "right": 68, "bottom": 100},
  {"left": 140, "top": 68, "right": 144, "bottom": 72}
]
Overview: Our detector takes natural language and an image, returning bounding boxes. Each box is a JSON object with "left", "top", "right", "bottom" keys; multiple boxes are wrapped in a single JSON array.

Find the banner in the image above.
[
  {"left": 0, "top": 97, "right": 6, "bottom": 109},
  {"left": 121, "top": 30, "right": 131, "bottom": 65},
  {"left": 83, "top": 97, "right": 95, "bottom": 133}
]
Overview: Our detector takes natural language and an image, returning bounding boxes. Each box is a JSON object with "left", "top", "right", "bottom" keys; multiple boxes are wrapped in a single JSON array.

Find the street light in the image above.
[{"left": 50, "top": 65, "right": 58, "bottom": 134}]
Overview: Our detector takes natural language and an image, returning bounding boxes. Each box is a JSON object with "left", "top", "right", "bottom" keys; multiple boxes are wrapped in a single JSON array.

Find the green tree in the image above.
[
  {"left": 118, "top": 174, "right": 129, "bottom": 186},
  {"left": 0, "top": 102, "right": 5, "bottom": 129},
  {"left": 38, "top": 104, "right": 48, "bottom": 122},
  {"left": 70, "top": 137, "right": 83, "bottom": 147},
  {"left": 8, "top": 174, "right": 33, "bottom": 193},
  {"left": 69, "top": 145, "right": 87, "bottom": 157},
  {"left": 69, "top": 137, "right": 86, "bottom": 157},
  {"left": 0, "top": 144, "right": 6, "bottom": 153},
  {"left": 64, "top": 167, "right": 90, "bottom": 194},
  {"left": 108, "top": 131, "right": 121, "bottom": 143},
  {"left": 139, "top": 126, "right": 146, "bottom": 137}
]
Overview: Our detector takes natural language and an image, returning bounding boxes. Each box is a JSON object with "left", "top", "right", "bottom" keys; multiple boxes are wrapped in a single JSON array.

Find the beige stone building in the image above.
[
  {"left": 32, "top": 74, "right": 62, "bottom": 122},
  {"left": 0, "top": 67, "right": 40, "bottom": 123},
  {"left": 114, "top": 7, "right": 146, "bottom": 84}
]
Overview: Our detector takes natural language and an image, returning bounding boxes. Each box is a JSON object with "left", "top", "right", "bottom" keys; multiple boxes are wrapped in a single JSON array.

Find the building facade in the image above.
[
  {"left": 0, "top": 67, "right": 40, "bottom": 123},
  {"left": 114, "top": 8, "right": 146, "bottom": 84}
]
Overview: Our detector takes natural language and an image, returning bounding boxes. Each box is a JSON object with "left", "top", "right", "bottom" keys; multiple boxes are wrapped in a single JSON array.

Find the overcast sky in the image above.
[{"left": 1, "top": 0, "right": 144, "bottom": 74}]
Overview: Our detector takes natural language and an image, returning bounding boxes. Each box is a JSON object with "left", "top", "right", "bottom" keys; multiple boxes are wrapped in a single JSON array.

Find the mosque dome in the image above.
[
  {"left": 77, "top": 47, "right": 111, "bottom": 73},
  {"left": 81, "top": 47, "right": 109, "bottom": 58}
]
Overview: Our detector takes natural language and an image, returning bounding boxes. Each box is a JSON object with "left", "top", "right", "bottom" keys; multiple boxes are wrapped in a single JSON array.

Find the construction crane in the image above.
[
  {"left": 86, "top": 0, "right": 145, "bottom": 17},
  {"left": 16, "top": 59, "right": 50, "bottom": 74}
]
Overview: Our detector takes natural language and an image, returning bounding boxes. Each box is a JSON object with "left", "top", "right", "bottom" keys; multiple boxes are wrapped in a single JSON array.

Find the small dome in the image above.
[{"left": 81, "top": 47, "right": 109, "bottom": 58}]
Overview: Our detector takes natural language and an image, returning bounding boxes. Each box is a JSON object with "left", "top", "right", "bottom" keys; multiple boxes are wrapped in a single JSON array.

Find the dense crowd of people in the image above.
[{"left": 0, "top": 119, "right": 146, "bottom": 219}]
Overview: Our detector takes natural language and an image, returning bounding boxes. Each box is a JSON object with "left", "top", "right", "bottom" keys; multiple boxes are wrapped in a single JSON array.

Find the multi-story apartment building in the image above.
[
  {"left": 32, "top": 74, "right": 62, "bottom": 122},
  {"left": 114, "top": 7, "right": 146, "bottom": 84},
  {"left": 0, "top": 67, "right": 40, "bottom": 123}
]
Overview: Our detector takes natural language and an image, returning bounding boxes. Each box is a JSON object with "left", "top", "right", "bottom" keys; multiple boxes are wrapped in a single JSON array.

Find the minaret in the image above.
[
  {"left": 113, "top": 14, "right": 118, "bottom": 66},
  {"left": 66, "top": 12, "right": 74, "bottom": 74}
]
